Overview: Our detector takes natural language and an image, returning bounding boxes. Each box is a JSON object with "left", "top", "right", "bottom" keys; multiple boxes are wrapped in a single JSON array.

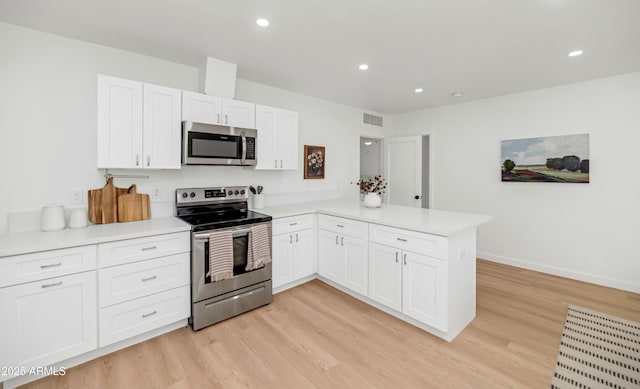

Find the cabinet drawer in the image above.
[
  {"left": 318, "top": 214, "right": 368, "bottom": 239},
  {"left": 272, "top": 214, "right": 314, "bottom": 235},
  {"left": 0, "top": 246, "right": 96, "bottom": 288},
  {"left": 99, "top": 285, "right": 190, "bottom": 347},
  {"left": 98, "top": 253, "right": 189, "bottom": 307},
  {"left": 369, "top": 224, "right": 448, "bottom": 259},
  {"left": 98, "top": 232, "right": 189, "bottom": 268}
]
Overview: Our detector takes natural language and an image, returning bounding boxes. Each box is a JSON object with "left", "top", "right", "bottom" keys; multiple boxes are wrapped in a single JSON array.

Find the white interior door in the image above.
[{"left": 385, "top": 136, "right": 422, "bottom": 207}]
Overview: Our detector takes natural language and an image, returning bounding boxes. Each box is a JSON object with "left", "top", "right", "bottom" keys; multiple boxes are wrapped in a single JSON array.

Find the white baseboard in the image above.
[{"left": 477, "top": 251, "right": 640, "bottom": 294}]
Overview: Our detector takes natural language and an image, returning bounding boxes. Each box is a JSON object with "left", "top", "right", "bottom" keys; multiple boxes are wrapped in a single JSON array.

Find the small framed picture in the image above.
[{"left": 304, "top": 145, "right": 325, "bottom": 179}]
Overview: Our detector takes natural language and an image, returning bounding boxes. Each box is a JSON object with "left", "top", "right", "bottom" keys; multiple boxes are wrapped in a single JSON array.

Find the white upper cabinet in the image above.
[
  {"left": 181, "top": 91, "right": 222, "bottom": 125},
  {"left": 255, "top": 105, "right": 299, "bottom": 170},
  {"left": 182, "top": 91, "right": 256, "bottom": 129},
  {"left": 97, "top": 75, "right": 181, "bottom": 169},
  {"left": 97, "top": 76, "right": 143, "bottom": 169},
  {"left": 222, "top": 98, "right": 256, "bottom": 129},
  {"left": 143, "top": 83, "right": 182, "bottom": 169}
]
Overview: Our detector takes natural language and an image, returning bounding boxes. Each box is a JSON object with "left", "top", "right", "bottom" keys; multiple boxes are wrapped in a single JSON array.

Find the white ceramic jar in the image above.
[
  {"left": 363, "top": 193, "right": 382, "bottom": 208},
  {"left": 41, "top": 204, "right": 66, "bottom": 231}
]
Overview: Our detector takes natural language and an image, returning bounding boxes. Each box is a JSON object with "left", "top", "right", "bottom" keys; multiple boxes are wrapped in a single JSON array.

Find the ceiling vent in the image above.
[{"left": 363, "top": 113, "right": 383, "bottom": 127}]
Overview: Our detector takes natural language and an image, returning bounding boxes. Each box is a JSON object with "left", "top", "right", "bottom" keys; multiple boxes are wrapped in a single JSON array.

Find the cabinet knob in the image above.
[{"left": 414, "top": 195, "right": 420, "bottom": 200}]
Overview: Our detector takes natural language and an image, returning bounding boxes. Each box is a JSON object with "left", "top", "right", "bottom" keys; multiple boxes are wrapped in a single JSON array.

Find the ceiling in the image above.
[{"left": 1, "top": 0, "right": 639, "bottom": 114}]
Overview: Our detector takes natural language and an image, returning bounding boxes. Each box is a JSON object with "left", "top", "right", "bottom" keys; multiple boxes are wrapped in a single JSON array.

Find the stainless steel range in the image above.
[{"left": 176, "top": 186, "right": 273, "bottom": 330}]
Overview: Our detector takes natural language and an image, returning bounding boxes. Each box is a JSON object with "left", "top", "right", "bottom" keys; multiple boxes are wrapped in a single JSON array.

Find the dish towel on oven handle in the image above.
[
  {"left": 246, "top": 224, "right": 272, "bottom": 271},
  {"left": 207, "top": 230, "right": 234, "bottom": 282}
]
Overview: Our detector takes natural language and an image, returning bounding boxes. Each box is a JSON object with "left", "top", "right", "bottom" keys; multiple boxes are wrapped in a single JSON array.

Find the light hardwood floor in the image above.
[{"left": 21, "top": 260, "right": 640, "bottom": 388}]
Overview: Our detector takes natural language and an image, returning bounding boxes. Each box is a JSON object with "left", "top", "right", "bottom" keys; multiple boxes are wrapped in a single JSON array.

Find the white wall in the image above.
[
  {"left": 0, "top": 22, "right": 384, "bottom": 235},
  {"left": 387, "top": 72, "right": 640, "bottom": 293}
]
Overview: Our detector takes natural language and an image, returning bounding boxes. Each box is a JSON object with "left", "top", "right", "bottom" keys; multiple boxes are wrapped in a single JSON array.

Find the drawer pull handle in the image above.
[
  {"left": 396, "top": 238, "right": 407, "bottom": 242},
  {"left": 404, "top": 254, "right": 407, "bottom": 265},
  {"left": 40, "top": 262, "right": 62, "bottom": 269},
  {"left": 141, "top": 276, "right": 157, "bottom": 282},
  {"left": 142, "top": 310, "right": 157, "bottom": 318},
  {"left": 337, "top": 224, "right": 344, "bottom": 228},
  {"left": 289, "top": 222, "right": 298, "bottom": 226},
  {"left": 141, "top": 246, "right": 157, "bottom": 251},
  {"left": 41, "top": 281, "right": 62, "bottom": 288}
]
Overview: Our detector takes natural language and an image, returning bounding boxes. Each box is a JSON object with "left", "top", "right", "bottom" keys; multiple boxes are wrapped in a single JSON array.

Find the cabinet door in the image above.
[
  {"left": 292, "top": 229, "right": 315, "bottom": 279},
  {"left": 143, "top": 83, "right": 182, "bottom": 169},
  {"left": 368, "top": 242, "right": 402, "bottom": 311},
  {"left": 272, "top": 233, "right": 293, "bottom": 288},
  {"left": 342, "top": 236, "right": 368, "bottom": 295},
  {"left": 402, "top": 251, "right": 447, "bottom": 331},
  {"left": 182, "top": 91, "right": 222, "bottom": 125},
  {"left": 0, "top": 272, "right": 97, "bottom": 370},
  {"left": 255, "top": 104, "right": 278, "bottom": 170},
  {"left": 277, "top": 109, "right": 298, "bottom": 170},
  {"left": 222, "top": 98, "right": 256, "bottom": 129},
  {"left": 97, "top": 75, "right": 143, "bottom": 168},
  {"left": 318, "top": 229, "right": 342, "bottom": 283}
]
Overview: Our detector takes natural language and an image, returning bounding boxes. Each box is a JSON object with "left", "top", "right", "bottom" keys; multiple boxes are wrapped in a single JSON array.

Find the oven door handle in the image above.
[{"left": 194, "top": 226, "right": 253, "bottom": 240}]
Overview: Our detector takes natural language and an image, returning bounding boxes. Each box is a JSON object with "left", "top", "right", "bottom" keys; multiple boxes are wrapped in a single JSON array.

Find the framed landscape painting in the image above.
[
  {"left": 501, "top": 134, "right": 589, "bottom": 183},
  {"left": 304, "top": 145, "right": 325, "bottom": 179}
]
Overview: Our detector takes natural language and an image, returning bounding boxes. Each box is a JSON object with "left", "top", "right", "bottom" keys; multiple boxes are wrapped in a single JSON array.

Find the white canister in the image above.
[
  {"left": 41, "top": 204, "right": 66, "bottom": 231},
  {"left": 69, "top": 209, "right": 88, "bottom": 229},
  {"left": 253, "top": 194, "right": 266, "bottom": 209},
  {"left": 363, "top": 193, "right": 382, "bottom": 208}
]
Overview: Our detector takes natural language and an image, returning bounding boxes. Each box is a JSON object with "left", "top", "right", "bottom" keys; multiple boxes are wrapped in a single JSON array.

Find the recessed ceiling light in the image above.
[
  {"left": 415, "top": 88, "right": 424, "bottom": 93},
  {"left": 364, "top": 141, "right": 373, "bottom": 146},
  {"left": 451, "top": 92, "right": 463, "bottom": 98},
  {"left": 568, "top": 50, "right": 583, "bottom": 57},
  {"left": 256, "top": 18, "right": 270, "bottom": 27},
  {"left": 359, "top": 64, "right": 369, "bottom": 70}
]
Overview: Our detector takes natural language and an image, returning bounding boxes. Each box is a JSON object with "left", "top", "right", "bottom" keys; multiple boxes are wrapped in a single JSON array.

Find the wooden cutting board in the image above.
[
  {"left": 117, "top": 185, "right": 151, "bottom": 222},
  {"left": 88, "top": 178, "right": 129, "bottom": 224}
]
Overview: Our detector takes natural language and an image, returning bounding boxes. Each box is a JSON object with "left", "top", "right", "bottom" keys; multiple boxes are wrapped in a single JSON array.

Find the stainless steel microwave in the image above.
[{"left": 182, "top": 121, "right": 257, "bottom": 166}]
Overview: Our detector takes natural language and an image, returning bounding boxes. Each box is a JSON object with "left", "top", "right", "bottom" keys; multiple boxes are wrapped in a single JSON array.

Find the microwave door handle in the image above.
[{"left": 241, "top": 135, "right": 247, "bottom": 163}]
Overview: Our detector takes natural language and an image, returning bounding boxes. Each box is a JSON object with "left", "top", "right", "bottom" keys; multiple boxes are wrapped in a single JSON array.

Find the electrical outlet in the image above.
[
  {"left": 70, "top": 189, "right": 83, "bottom": 204},
  {"left": 152, "top": 186, "right": 162, "bottom": 200}
]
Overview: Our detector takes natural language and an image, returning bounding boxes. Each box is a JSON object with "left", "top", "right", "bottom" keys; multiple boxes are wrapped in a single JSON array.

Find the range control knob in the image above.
[
  {"left": 234, "top": 190, "right": 240, "bottom": 195},
  {"left": 190, "top": 192, "right": 196, "bottom": 198},
  {"left": 181, "top": 192, "right": 188, "bottom": 199},
  {"left": 240, "top": 189, "right": 246, "bottom": 195}
]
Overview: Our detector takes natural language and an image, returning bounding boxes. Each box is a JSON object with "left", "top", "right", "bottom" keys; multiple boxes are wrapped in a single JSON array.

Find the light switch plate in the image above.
[{"left": 152, "top": 186, "right": 162, "bottom": 200}]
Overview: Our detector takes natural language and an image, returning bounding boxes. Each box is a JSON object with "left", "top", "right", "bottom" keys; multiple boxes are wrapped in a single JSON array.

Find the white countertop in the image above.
[
  {"left": 0, "top": 217, "right": 191, "bottom": 258},
  {"left": 255, "top": 199, "right": 492, "bottom": 236}
]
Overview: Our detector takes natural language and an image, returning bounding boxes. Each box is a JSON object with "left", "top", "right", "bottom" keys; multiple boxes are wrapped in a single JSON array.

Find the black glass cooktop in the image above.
[{"left": 177, "top": 209, "right": 272, "bottom": 232}]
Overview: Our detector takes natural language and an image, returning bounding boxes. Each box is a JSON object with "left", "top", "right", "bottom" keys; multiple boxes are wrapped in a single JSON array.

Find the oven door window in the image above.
[
  {"left": 204, "top": 234, "right": 251, "bottom": 283},
  {"left": 189, "top": 132, "right": 242, "bottom": 159}
]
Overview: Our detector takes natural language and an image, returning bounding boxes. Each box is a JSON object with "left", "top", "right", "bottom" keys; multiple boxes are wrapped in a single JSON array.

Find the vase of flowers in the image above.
[{"left": 357, "top": 175, "right": 387, "bottom": 208}]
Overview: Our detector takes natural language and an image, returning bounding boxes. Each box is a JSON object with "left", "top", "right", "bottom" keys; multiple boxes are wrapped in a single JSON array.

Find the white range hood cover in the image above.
[{"left": 199, "top": 57, "right": 237, "bottom": 98}]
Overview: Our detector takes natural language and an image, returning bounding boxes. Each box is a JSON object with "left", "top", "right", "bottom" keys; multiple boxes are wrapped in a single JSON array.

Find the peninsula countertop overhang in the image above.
[{"left": 254, "top": 199, "right": 493, "bottom": 236}]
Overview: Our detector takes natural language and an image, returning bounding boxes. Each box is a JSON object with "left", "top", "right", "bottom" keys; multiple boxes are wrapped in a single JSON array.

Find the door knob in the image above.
[{"left": 414, "top": 195, "right": 420, "bottom": 200}]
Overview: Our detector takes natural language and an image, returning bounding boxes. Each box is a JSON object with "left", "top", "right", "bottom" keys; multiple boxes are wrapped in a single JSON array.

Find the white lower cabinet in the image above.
[
  {"left": 402, "top": 251, "right": 447, "bottom": 330},
  {"left": 368, "top": 242, "right": 402, "bottom": 311},
  {"left": 369, "top": 242, "right": 447, "bottom": 331},
  {"left": 97, "top": 232, "right": 190, "bottom": 347},
  {"left": 272, "top": 215, "right": 315, "bottom": 289},
  {"left": 317, "top": 216, "right": 368, "bottom": 296},
  {"left": 0, "top": 270, "right": 97, "bottom": 370}
]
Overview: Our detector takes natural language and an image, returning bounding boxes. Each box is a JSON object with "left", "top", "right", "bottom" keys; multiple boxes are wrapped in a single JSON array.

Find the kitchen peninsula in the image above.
[{"left": 262, "top": 199, "right": 492, "bottom": 342}]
